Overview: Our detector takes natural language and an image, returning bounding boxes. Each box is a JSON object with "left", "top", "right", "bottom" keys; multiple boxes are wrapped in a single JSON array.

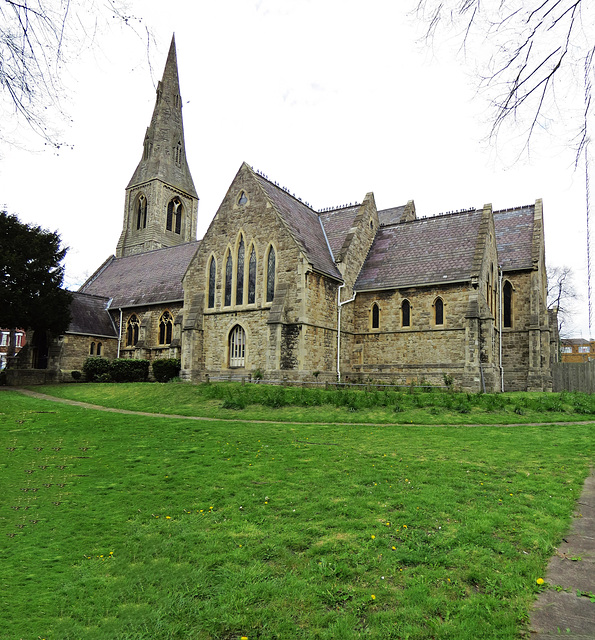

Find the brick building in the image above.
[
  {"left": 560, "top": 338, "right": 595, "bottom": 362},
  {"left": 10, "top": 36, "right": 555, "bottom": 391}
]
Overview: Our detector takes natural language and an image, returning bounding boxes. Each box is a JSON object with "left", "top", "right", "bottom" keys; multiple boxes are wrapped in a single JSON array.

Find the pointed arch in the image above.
[
  {"left": 207, "top": 255, "right": 217, "bottom": 309},
  {"left": 371, "top": 302, "right": 380, "bottom": 329},
  {"left": 166, "top": 197, "right": 183, "bottom": 234},
  {"left": 159, "top": 310, "right": 174, "bottom": 345},
  {"left": 224, "top": 249, "right": 233, "bottom": 307},
  {"left": 135, "top": 193, "right": 147, "bottom": 230},
  {"left": 434, "top": 297, "right": 444, "bottom": 325},
  {"left": 97, "top": 342, "right": 103, "bottom": 356},
  {"left": 236, "top": 235, "right": 245, "bottom": 305},
  {"left": 266, "top": 245, "right": 276, "bottom": 303},
  {"left": 126, "top": 314, "right": 140, "bottom": 347},
  {"left": 248, "top": 244, "right": 257, "bottom": 304},
  {"left": 503, "top": 280, "right": 513, "bottom": 328},
  {"left": 90, "top": 342, "right": 95, "bottom": 355},
  {"left": 229, "top": 324, "right": 246, "bottom": 367},
  {"left": 401, "top": 299, "right": 411, "bottom": 327}
]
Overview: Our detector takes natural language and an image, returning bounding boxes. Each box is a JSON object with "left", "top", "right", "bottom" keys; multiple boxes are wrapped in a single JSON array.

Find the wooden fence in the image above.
[{"left": 552, "top": 360, "right": 595, "bottom": 393}]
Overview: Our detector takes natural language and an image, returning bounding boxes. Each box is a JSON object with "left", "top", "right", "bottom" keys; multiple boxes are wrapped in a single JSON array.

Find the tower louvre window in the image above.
[
  {"left": 208, "top": 256, "right": 216, "bottom": 308},
  {"left": 136, "top": 194, "right": 147, "bottom": 230},
  {"left": 174, "top": 141, "right": 182, "bottom": 166},
  {"left": 225, "top": 252, "right": 233, "bottom": 307},
  {"left": 159, "top": 310, "right": 173, "bottom": 345},
  {"left": 248, "top": 246, "right": 256, "bottom": 304},
  {"left": 167, "top": 197, "right": 182, "bottom": 234},
  {"left": 236, "top": 237, "right": 245, "bottom": 305},
  {"left": 266, "top": 246, "right": 276, "bottom": 303}
]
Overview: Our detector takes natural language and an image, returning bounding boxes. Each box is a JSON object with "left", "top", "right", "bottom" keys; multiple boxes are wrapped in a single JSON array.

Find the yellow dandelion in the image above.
[
  {"left": 386, "top": 522, "right": 390, "bottom": 526},
  {"left": 371, "top": 534, "right": 375, "bottom": 539},
  {"left": 265, "top": 501, "right": 268, "bottom": 504},
  {"left": 403, "top": 525, "right": 407, "bottom": 529},
  {"left": 371, "top": 594, "right": 376, "bottom": 600},
  {"left": 392, "top": 546, "right": 396, "bottom": 550},
  {"left": 166, "top": 516, "right": 171, "bottom": 519},
  {"left": 536, "top": 578, "right": 545, "bottom": 585}
]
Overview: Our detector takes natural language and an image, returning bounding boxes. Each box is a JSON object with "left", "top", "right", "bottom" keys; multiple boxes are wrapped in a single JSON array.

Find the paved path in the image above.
[
  {"left": 3, "top": 385, "right": 595, "bottom": 636},
  {"left": 529, "top": 470, "right": 595, "bottom": 639}
]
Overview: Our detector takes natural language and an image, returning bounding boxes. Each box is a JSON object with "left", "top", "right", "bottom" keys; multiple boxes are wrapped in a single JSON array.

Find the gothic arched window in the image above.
[
  {"left": 159, "top": 310, "right": 173, "bottom": 345},
  {"left": 97, "top": 342, "right": 102, "bottom": 356},
  {"left": 126, "top": 315, "right": 140, "bottom": 347},
  {"left": 229, "top": 325, "right": 246, "bottom": 367},
  {"left": 90, "top": 342, "right": 95, "bottom": 355},
  {"left": 224, "top": 252, "right": 233, "bottom": 307},
  {"left": 371, "top": 303, "right": 380, "bottom": 329},
  {"left": 236, "top": 237, "right": 245, "bottom": 305},
  {"left": 434, "top": 297, "right": 444, "bottom": 325},
  {"left": 503, "top": 281, "right": 513, "bottom": 328},
  {"left": 402, "top": 299, "right": 411, "bottom": 327},
  {"left": 266, "top": 246, "right": 276, "bottom": 303},
  {"left": 166, "top": 197, "right": 182, "bottom": 234},
  {"left": 248, "top": 246, "right": 256, "bottom": 304},
  {"left": 136, "top": 194, "right": 147, "bottom": 230},
  {"left": 208, "top": 256, "right": 216, "bottom": 309}
]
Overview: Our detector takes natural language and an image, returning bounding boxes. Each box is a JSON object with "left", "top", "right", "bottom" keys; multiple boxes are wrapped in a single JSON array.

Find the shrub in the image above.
[
  {"left": 152, "top": 358, "right": 181, "bottom": 383},
  {"left": 0, "top": 370, "right": 6, "bottom": 386},
  {"left": 83, "top": 357, "right": 111, "bottom": 382},
  {"left": 71, "top": 370, "right": 82, "bottom": 381},
  {"left": 110, "top": 359, "right": 150, "bottom": 383}
]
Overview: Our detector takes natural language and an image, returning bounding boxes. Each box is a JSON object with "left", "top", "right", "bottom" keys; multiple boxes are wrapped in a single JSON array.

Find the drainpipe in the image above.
[
  {"left": 337, "top": 284, "right": 356, "bottom": 382},
  {"left": 499, "top": 267, "right": 504, "bottom": 392},
  {"left": 117, "top": 308, "right": 123, "bottom": 358}
]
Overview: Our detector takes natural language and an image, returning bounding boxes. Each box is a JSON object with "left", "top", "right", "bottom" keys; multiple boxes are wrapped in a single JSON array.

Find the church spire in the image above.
[
  {"left": 116, "top": 35, "right": 199, "bottom": 258},
  {"left": 127, "top": 35, "right": 197, "bottom": 197}
]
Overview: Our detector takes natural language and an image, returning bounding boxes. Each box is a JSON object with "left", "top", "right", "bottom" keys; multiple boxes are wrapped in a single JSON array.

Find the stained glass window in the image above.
[
  {"left": 248, "top": 247, "right": 256, "bottom": 304},
  {"left": 503, "top": 281, "right": 512, "bottom": 328},
  {"left": 159, "top": 310, "right": 173, "bottom": 345},
  {"left": 371, "top": 303, "right": 379, "bottom": 329},
  {"left": 126, "top": 315, "right": 140, "bottom": 346},
  {"left": 236, "top": 238, "right": 245, "bottom": 305},
  {"left": 208, "top": 257, "right": 216, "bottom": 308},
  {"left": 266, "top": 246, "right": 276, "bottom": 303},
  {"left": 225, "top": 252, "right": 232, "bottom": 306},
  {"left": 435, "top": 298, "right": 444, "bottom": 325},
  {"left": 402, "top": 300, "right": 411, "bottom": 327}
]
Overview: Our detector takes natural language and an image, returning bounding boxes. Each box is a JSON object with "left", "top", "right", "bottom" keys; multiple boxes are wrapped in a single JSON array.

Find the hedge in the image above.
[{"left": 152, "top": 358, "right": 181, "bottom": 383}]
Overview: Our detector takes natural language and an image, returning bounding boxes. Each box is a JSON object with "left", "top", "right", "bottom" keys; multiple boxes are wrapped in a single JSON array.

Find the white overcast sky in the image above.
[{"left": 1, "top": 0, "right": 590, "bottom": 336}]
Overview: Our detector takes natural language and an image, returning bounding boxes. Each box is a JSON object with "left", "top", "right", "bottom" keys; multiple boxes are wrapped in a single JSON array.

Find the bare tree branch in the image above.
[
  {"left": 413, "top": 0, "right": 593, "bottom": 160},
  {"left": 0, "top": 0, "right": 152, "bottom": 148}
]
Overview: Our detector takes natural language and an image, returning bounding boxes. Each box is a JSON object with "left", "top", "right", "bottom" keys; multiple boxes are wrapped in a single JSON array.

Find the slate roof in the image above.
[
  {"left": 67, "top": 292, "right": 118, "bottom": 337},
  {"left": 378, "top": 206, "right": 405, "bottom": 227},
  {"left": 319, "top": 205, "right": 360, "bottom": 259},
  {"left": 253, "top": 174, "right": 342, "bottom": 279},
  {"left": 355, "top": 210, "right": 483, "bottom": 290},
  {"left": 79, "top": 241, "right": 200, "bottom": 308},
  {"left": 493, "top": 205, "right": 535, "bottom": 271}
]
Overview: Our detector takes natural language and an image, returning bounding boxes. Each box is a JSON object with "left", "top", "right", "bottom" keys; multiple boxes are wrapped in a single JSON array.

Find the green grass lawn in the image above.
[
  {"left": 30, "top": 381, "right": 595, "bottom": 425},
  {"left": 1, "top": 385, "right": 593, "bottom": 639}
]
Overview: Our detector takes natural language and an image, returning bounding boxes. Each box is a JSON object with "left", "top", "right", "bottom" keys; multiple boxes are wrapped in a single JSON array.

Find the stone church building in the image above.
[{"left": 12, "top": 37, "right": 556, "bottom": 392}]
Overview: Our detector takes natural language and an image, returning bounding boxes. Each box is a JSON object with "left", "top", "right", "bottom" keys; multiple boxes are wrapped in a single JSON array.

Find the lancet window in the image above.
[
  {"left": 126, "top": 315, "right": 140, "bottom": 347},
  {"left": 229, "top": 325, "right": 246, "bottom": 367},
  {"left": 402, "top": 299, "right": 411, "bottom": 327},
  {"left": 236, "top": 237, "right": 245, "bottom": 305},
  {"left": 159, "top": 310, "right": 173, "bottom": 345},
  {"left": 208, "top": 256, "right": 216, "bottom": 309},
  {"left": 248, "top": 246, "right": 256, "bottom": 304},
  {"left": 266, "top": 246, "right": 276, "bottom": 303}
]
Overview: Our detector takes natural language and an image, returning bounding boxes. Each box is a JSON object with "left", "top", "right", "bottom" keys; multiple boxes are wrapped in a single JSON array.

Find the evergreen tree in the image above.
[{"left": 0, "top": 211, "right": 71, "bottom": 335}]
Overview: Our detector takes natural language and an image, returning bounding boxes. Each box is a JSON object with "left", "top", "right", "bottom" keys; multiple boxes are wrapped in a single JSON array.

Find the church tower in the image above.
[{"left": 116, "top": 35, "right": 198, "bottom": 257}]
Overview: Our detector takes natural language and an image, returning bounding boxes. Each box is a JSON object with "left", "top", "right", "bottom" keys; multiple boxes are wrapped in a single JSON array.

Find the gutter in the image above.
[
  {"left": 499, "top": 267, "right": 504, "bottom": 392},
  {"left": 337, "top": 284, "right": 356, "bottom": 382}
]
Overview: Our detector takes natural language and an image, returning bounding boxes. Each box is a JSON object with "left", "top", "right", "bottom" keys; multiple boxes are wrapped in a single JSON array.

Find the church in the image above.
[{"left": 11, "top": 37, "right": 557, "bottom": 392}]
